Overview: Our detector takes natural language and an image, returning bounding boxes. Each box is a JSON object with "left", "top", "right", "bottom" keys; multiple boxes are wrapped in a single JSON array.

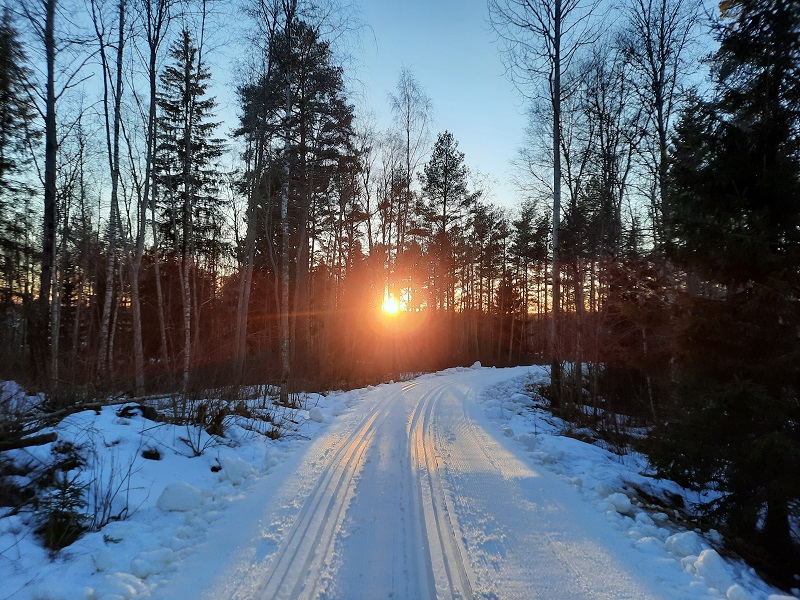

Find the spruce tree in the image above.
[
  {"left": 656, "top": 0, "right": 800, "bottom": 566},
  {"left": 155, "top": 27, "right": 225, "bottom": 263},
  {"left": 0, "top": 8, "right": 39, "bottom": 301},
  {"left": 154, "top": 27, "right": 224, "bottom": 391},
  {"left": 0, "top": 8, "right": 37, "bottom": 197}
]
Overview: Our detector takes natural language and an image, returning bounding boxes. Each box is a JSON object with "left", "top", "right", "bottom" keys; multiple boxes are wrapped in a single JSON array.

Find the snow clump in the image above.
[
  {"left": 222, "top": 456, "right": 254, "bottom": 486},
  {"left": 264, "top": 448, "right": 279, "bottom": 472},
  {"left": 664, "top": 530, "right": 705, "bottom": 558},
  {"left": 509, "top": 393, "right": 535, "bottom": 407},
  {"left": 308, "top": 406, "right": 325, "bottom": 423},
  {"left": 131, "top": 547, "right": 176, "bottom": 578},
  {"left": 726, "top": 583, "right": 750, "bottom": 600},
  {"left": 693, "top": 549, "right": 734, "bottom": 592},
  {"left": 605, "top": 492, "right": 633, "bottom": 515},
  {"left": 156, "top": 481, "right": 202, "bottom": 512}
]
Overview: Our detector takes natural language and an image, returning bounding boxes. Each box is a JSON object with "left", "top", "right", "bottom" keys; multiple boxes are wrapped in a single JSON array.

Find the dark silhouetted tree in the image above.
[{"left": 655, "top": 0, "right": 800, "bottom": 564}]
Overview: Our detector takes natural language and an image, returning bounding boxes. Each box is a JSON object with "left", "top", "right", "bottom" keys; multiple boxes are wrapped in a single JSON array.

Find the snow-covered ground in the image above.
[{"left": 1, "top": 366, "right": 796, "bottom": 599}]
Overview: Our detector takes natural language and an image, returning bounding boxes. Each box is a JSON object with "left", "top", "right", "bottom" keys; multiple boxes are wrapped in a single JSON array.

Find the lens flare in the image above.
[{"left": 381, "top": 296, "right": 400, "bottom": 315}]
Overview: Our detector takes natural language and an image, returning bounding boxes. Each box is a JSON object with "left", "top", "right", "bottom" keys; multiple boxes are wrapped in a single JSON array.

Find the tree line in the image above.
[
  {"left": 0, "top": 0, "right": 798, "bottom": 578},
  {"left": 491, "top": 0, "right": 800, "bottom": 578}
]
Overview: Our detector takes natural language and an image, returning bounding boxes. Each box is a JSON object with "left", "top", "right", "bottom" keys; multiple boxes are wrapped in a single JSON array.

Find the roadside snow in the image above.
[
  {"left": 478, "top": 367, "right": 798, "bottom": 600},
  {"left": 0, "top": 368, "right": 796, "bottom": 600},
  {"left": 0, "top": 388, "right": 356, "bottom": 600}
]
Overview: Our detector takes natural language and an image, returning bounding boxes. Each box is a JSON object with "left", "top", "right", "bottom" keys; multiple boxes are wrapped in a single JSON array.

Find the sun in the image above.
[{"left": 381, "top": 296, "right": 400, "bottom": 315}]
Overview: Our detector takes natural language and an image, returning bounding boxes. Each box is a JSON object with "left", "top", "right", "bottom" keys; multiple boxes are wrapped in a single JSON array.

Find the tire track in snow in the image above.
[{"left": 257, "top": 383, "right": 419, "bottom": 600}]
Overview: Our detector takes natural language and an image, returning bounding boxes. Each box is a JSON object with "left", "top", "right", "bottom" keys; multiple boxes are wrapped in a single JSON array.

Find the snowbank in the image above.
[{"left": 478, "top": 367, "right": 796, "bottom": 600}]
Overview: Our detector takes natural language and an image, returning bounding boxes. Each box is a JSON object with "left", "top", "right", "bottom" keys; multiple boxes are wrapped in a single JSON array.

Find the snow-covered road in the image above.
[
  {"left": 157, "top": 367, "right": 678, "bottom": 599},
  {"left": 3, "top": 367, "right": 791, "bottom": 599}
]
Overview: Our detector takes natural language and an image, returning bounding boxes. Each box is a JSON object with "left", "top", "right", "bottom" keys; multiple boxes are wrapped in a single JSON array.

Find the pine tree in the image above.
[
  {"left": 656, "top": 0, "right": 800, "bottom": 566},
  {"left": 421, "top": 131, "right": 477, "bottom": 311},
  {"left": 236, "top": 17, "right": 355, "bottom": 381}
]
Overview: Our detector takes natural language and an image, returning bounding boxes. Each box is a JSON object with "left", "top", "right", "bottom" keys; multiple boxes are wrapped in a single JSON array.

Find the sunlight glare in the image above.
[{"left": 381, "top": 296, "right": 400, "bottom": 315}]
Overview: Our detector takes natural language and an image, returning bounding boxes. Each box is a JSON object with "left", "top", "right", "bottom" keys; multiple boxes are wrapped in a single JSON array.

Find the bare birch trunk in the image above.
[
  {"left": 131, "top": 0, "right": 171, "bottom": 391},
  {"left": 108, "top": 258, "right": 124, "bottom": 380},
  {"left": 150, "top": 179, "right": 169, "bottom": 367},
  {"left": 549, "top": 0, "right": 563, "bottom": 408}
]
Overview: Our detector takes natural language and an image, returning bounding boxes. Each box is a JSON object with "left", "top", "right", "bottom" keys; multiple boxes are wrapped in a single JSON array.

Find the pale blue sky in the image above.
[
  {"left": 352, "top": 0, "right": 528, "bottom": 208},
  {"left": 210, "top": 0, "right": 529, "bottom": 208}
]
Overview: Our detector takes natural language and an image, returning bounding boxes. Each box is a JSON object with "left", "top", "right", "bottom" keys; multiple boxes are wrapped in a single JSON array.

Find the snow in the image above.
[
  {"left": 693, "top": 549, "right": 735, "bottom": 592},
  {"left": 307, "top": 407, "right": 324, "bottom": 423},
  {"left": 220, "top": 457, "right": 254, "bottom": 486},
  {"left": 1, "top": 367, "right": 796, "bottom": 600},
  {"left": 666, "top": 530, "right": 707, "bottom": 557},
  {"left": 605, "top": 491, "right": 634, "bottom": 515},
  {"left": 155, "top": 482, "right": 202, "bottom": 512}
]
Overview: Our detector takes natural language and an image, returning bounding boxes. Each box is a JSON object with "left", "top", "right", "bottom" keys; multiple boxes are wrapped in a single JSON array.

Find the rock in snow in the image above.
[{"left": 156, "top": 482, "right": 202, "bottom": 512}]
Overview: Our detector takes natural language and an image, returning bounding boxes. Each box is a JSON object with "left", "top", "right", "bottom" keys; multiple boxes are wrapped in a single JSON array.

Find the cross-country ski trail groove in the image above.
[
  {"left": 156, "top": 368, "right": 687, "bottom": 599},
  {"left": 410, "top": 382, "right": 476, "bottom": 600},
  {"left": 258, "top": 382, "right": 421, "bottom": 600}
]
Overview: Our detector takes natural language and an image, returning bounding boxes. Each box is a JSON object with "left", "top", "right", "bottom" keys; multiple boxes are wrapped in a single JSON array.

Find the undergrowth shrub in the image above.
[
  {"left": 85, "top": 439, "right": 142, "bottom": 531},
  {"left": 35, "top": 471, "right": 87, "bottom": 551}
]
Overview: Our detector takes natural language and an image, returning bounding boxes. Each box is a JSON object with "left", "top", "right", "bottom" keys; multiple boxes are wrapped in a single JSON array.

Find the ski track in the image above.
[
  {"left": 169, "top": 369, "right": 686, "bottom": 599},
  {"left": 256, "top": 382, "right": 420, "bottom": 600}
]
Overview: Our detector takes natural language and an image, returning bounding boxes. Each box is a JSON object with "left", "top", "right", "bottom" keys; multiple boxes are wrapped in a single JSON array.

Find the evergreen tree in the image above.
[
  {"left": 0, "top": 8, "right": 39, "bottom": 302},
  {"left": 0, "top": 8, "right": 37, "bottom": 198},
  {"left": 155, "top": 27, "right": 225, "bottom": 263},
  {"left": 656, "top": 0, "right": 800, "bottom": 565},
  {"left": 154, "top": 27, "right": 224, "bottom": 391},
  {"left": 421, "top": 131, "right": 477, "bottom": 311},
  {"left": 236, "top": 18, "right": 356, "bottom": 373}
]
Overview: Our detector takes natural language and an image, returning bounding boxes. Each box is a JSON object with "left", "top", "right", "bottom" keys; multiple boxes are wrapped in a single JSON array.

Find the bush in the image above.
[{"left": 35, "top": 471, "right": 87, "bottom": 551}]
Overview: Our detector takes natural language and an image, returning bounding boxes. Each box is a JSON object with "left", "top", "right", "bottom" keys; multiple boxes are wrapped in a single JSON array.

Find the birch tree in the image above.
[
  {"left": 620, "top": 0, "right": 698, "bottom": 249},
  {"left": 19, "top": 0, "right": 92, "bottom": 382},
  {"left": 489, "top": 0, "right": 601, "bottom": 406},
  {"left": 388, "top": 68, "right": 431, "bottom": 265},
  {"left": 89, "top": 0, "right": 126, "bottom": 381}
]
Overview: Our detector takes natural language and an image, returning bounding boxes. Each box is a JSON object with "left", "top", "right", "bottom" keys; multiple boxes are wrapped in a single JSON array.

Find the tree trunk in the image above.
[
  {"left": 150, "top": 179, "right": 169, "bottom": 370},
  {"left": 764, "top": 488, "right": 792, "bottom": 555},
  {"left": 234, "top": 181, "right": 257, "bottom": 381},
  {"left": 108, "top": 258, "right": 124, "bottom": 380},
  {"left": 279, "top": 0, "right": 297, "bottom": 406},
  {"left": 37, "top": 0, "right": 58, "bottom": 383},
  {"left": 179, "top": 253, "right": 191, "bottom": 393}
]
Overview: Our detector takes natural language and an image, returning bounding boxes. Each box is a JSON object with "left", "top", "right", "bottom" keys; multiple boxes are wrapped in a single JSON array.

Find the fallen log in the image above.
[{"left": 0, "top": 432, "right": 58, "bottom": 452}]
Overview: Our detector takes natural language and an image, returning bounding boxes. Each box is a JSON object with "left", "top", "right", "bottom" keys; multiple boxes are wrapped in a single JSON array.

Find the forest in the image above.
[{"left": 0, "top": 0, "right": 798, "bottom": 581}]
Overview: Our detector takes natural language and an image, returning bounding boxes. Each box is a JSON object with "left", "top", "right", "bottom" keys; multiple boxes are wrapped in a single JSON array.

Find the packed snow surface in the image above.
[{"left": 1, "top": 366, "right": 796, "bottom": 599}]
